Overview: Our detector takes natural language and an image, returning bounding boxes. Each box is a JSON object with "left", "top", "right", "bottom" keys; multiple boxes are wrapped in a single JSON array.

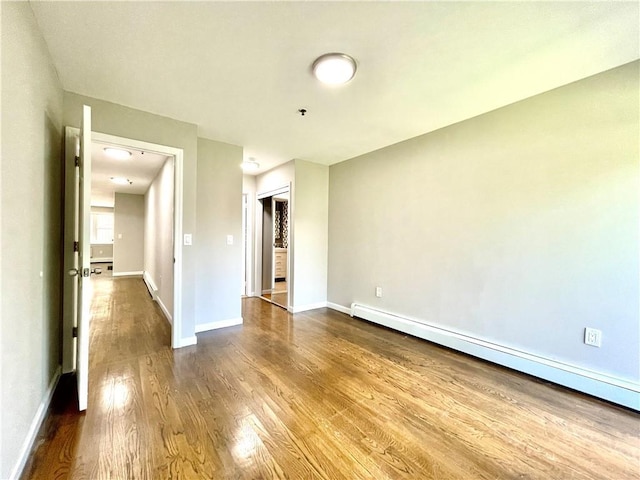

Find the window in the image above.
[{"left": 90, "top": 212, "right": 114, "bottom": 244}]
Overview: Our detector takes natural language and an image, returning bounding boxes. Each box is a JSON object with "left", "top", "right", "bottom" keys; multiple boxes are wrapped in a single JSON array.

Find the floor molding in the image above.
[
  {"left": 195, "top": 317, "right": 243, "bottom": 333},
  {"left": 9, "top": 366, "right": 62, "bottom": 480},
  {"left": 113, "top": 271, "right": 143, "bottom": 277},
  {"left": 291, "top": 302, "right": 328, "bottom": 313}
]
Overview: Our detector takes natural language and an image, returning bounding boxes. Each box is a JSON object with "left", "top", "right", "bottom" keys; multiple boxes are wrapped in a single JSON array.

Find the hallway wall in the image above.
[
  {"left": 0, "top": 3, "right": 64, "bottom": 478},
  {"left": 113, "top": 193, "right": 144, "bottom": 274},
  {"left": 194, "top": 137, "right": 243, "bottom": 330},
  {"left": 144, "top": 156, "right": 174, "bottom": 319}
]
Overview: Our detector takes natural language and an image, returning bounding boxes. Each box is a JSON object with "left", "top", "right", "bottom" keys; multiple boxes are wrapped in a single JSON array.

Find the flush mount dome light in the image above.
[
  {"left": 241, "top": 158, "right": 260, "bottom": 172},
  {"left": 312, "top": 53, "right": 357, "bottom": 85},
  {"left": 110, "top": 177, "right": 132, "bottom": 185},
  {"left": 104, "top": 147, "right": 132, "bottom": 160}
]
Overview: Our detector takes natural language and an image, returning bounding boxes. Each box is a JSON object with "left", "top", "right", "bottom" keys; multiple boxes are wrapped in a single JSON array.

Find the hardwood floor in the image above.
[{"left": 22, "top": 277, "right": 639, "bottom": 479}]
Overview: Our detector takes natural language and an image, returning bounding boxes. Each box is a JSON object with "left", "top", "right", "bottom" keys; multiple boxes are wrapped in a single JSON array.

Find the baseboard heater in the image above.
[{"left": 349, "top": 303, "right": 639, "bottom": 411}]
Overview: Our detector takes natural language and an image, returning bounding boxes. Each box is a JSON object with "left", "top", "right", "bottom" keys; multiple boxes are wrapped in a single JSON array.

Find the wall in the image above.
[
  {"left": 194, "top": 138, "right": 243, "bottom": 330},
  {"left": 113, "top": 193, "right": 144, "bottom": 274},
  {"left": 63, "top": 91, "right": 198, "bottom": 351},
  {"left": 328, "top": 62, "right": 639, "bottom": 386},
  {"left": 293, "top": 160, "right": 329, "bottom": 311},
  {"left": 144, "top": 157, "right": 174, "bottom": 319},
  {"left": 90, "top": 244, "right": 113, "bottom": 262},
  {"left": 0, "top": 3, "right": 64, "bottom": 478}
]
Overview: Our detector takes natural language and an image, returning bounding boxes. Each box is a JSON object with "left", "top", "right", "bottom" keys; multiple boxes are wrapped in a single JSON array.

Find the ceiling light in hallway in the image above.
[{"left": 104, "top": 147, "right": 132, "bottom": 159}]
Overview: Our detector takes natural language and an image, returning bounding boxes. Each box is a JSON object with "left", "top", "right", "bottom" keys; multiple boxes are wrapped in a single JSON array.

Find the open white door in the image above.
[{"left": 70, "top": 105, "right": 92, "bottom": 411}]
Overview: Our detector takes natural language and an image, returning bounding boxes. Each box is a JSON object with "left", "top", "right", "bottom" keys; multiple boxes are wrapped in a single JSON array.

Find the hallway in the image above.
[{"left": 21, "top": 277, "right": 639, "bottom": 479}]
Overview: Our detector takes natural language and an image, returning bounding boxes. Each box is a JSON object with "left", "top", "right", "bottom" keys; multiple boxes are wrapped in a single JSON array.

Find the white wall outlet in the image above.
[
  {"left": 584, "top": 327, "right": 602, "bottom": 347},
  {"left": 375, "top": 286, "right": 383, "bottom": 298},
  {"left": 227, "top": 235, "right": 234, "bottom": 245},
  {"left": 183, "top": 233, "right": 192, "bottom": 246}
]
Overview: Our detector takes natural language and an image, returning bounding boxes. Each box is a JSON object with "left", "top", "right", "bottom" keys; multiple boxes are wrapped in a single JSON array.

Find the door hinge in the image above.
[
  {"left": 73, "top": 241, "right": 79, "bottom": 252},
  {"left": 75, "top": 155, "right": 80, "bottom": 167},
  {"left": 72, "top": 327, "right": 78, "bottom": 338}
]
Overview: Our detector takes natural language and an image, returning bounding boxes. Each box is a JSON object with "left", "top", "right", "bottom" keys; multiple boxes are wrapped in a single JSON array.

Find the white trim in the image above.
[
  {"left": 291, "top": 302, "right": 327, "bottom": 313},
  {"left": 177, "top": 336, "right": 197, "bottom": 348},
  {"left": 257, "top": 185, "right": 289, "bottom": 200},
  {"left": 112, "top": 271, "right": 143, "bottom": 277},
  {"left": 9, "top": 366, "right": 62, "bottom": 480},
  {"left": 345, "top": 303, "right": 639, "bottom": 411},
  {"left": 90, "top": 257, "right": 112, "bottom": 263},
  {"left": 195, "top": 317, "right": 243, "bottom": 333},
  {"left": 327, "top": 302, "right": 351, "bottom": 315},
  {"left": 156, "top": 296, "right": 173, "bottom": 325},
  {"left": 142, "top": 271, "right": 158, "bottom": 301}
]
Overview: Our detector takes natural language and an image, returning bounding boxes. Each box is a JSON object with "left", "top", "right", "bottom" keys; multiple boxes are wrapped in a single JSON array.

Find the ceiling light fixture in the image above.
[
  {"left": 312, "top": 53, "right": 357, "bottom": 85},
  {"left": 104, "top": 147, "right": 132, "bottom": 160},
  {"left": 110, "top": 177, "right": 132, "bottom": 185},
  {"left": 241, "top": 158, "right": 260, "bottom": 172}
]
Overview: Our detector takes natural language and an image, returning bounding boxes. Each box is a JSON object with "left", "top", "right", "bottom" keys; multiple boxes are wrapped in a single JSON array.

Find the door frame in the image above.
[
  {"left": 256, "top": 185, "right": 291, "bottom": 310},
  {"left": 62, "top": 128, "right": 185, "bottom": 371}
]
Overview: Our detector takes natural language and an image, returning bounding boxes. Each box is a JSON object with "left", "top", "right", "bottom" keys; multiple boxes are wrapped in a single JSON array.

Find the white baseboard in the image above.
[
  {"left": 195, "top": 317, "right": 243, "bottom": 333},
  {"left": 291, "top": 302, "right": 327, "bottom": 313},
  {"left": 9, "top": 366, "right": 62, "bottom": 480},
  {"left": 90, "top": 257, "right": 113, "bottom": 263},
  {"left": 142, "top": 271, "right": 158, "bottom": 301},
  {"left": 156, "top": 297, "right": 172, "bottom": 325},
  {"left": 327, "top": 302, "right": 351, "bottom": 315},
  {"left": 113, "top": 271, "right": 143, "bottom": 277},
  {"left": 338, "top": 303, "right": 639, "bottom": 411},
  {"left": 177, "top": 336, "right": 197, "bottom": 348},
  {"left": 262, "top": 289, "right": 272, "bottom": 295}
]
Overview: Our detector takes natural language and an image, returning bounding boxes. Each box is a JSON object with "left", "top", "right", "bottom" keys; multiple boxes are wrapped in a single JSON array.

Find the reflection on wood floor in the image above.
[{"left": 22, "top": 276, "right": 639, "bottom": 479}]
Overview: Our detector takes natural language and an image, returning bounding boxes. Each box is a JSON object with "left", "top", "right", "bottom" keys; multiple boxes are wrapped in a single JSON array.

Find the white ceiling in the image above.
[
  {"left": 91, "top": 142, "right": 169, "bottom": 207},
  {"left": 31, "top": 1, "right": 638, "bottom": 173}
]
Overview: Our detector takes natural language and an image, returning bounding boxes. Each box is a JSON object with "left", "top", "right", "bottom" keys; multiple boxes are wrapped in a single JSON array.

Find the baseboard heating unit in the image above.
[{"left": 348, "top": 303, "right": 639, "bottom": 411}]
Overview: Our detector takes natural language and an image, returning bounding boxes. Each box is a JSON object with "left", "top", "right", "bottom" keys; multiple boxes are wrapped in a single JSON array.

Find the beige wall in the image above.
[
  {"left": 1, "top": 3, "right": 64, "bottom": 478},
  {"left": 144, "top": 157, "right": 174, "bottom": 317},
  {"left": 195, "top": 138, "right": 243, "bottom": 327},
  {"left": 328, "top": 61, "right": 639, "bottom": 383},
  {"left": 293, "top": 160, "right": 329, "bottom": 310},
  {"left": 113, "top": 193, "right": 145, "bottom": 274}
]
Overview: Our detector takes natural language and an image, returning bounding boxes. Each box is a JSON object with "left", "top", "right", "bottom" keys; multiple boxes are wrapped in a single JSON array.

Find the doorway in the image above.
[
  {"left": 62, "top": 129, "right": 185, "bottom": 373},
  {"left": 257, "top": 187, "right": 290, "bottom": 310}
]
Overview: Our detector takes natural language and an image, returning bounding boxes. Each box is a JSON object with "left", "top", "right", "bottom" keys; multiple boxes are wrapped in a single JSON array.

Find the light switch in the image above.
[
  {"left": 184, "top": 233, "right": 192, "bottom": 246},
  {"left": 226, "top": 235, "right": 233, "bottom": 245}
]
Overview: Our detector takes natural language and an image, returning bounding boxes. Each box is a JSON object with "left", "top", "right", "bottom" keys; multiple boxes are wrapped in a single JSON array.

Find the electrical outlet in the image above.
[
  {"left": 584, "top": 327, "right": 602, "bottom": 347},
  {"left": 375, "top": 286, "right": 382, "bottom": 298}
]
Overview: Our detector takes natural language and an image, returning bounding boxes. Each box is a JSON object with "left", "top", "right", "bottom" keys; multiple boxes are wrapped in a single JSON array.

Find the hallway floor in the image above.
[{"left": 21, "top": 278, "right": 639, "bottom": 479}]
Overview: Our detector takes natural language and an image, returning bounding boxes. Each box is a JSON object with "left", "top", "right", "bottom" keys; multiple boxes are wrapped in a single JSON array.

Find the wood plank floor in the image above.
[{"left": 22, "top": 276, "right": 640, "bottom": 479}]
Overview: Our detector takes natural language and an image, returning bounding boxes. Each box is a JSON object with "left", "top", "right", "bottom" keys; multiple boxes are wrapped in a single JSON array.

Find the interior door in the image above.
[{"left": 71, "top": 105, "right": 92, "bottom": 411}]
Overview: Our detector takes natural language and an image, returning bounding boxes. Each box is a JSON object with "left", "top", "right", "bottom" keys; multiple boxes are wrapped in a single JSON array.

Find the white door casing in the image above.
[{"left": 74, "top": 104, "right": 92, "bottom": 411}]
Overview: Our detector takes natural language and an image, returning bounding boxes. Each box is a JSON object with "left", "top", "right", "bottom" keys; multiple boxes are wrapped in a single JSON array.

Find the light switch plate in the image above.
[
  {"left": 184, "top": 233, "right": 192, "bottom": 246},
  {"left": 227, "top": 235, "right": 233, "bottom": 245}
]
